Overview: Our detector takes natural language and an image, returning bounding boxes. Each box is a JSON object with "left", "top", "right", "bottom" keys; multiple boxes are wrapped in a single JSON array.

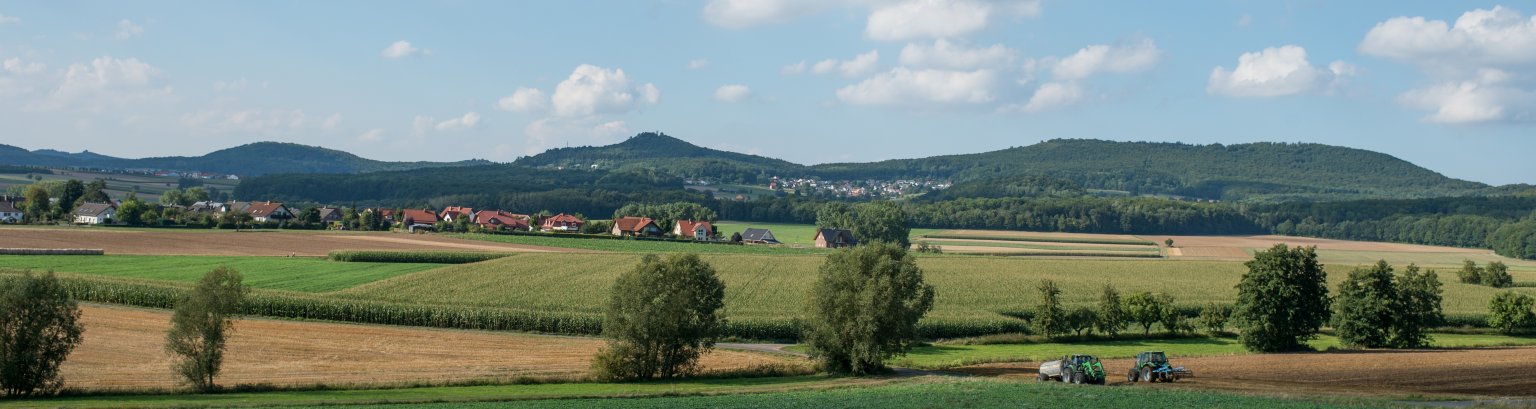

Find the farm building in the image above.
[
  {"left": 674, "top": 220, "right": 715, "bottom": 241},
  {"left": 439, "top": 206, "right": 474, "bottom": 223},
  {"left": 740, "top": 228, "right": 780, "bottom": 244},
  {"left": 473, "top": 210, "right": 530, "bottom": 232},
  {"left": 72, "top": 202, "right": 118, "bottom": 225},
  {"left": 244, "top": 201, "right": 294, "bottom": 222},
  {"left": 612, "top": 217, "right": 662, "bottom": 237},
  {"left": 187, "top": 201, "right": 225, "bottom": 213},
  {"left": 317, "top": 207, "right": 344, "bottom": 224},
  {"left": 541, "top": 213, "right": 584, "bottom": 232},
  {"left": 814, "top": 228, "right": 857, "bottom": 248},
  {"left": 0, "top": 200, "right": 22, "bottom": 223},
  {"left": 401, "top": 209, "right": 439, "bottom": 232}
]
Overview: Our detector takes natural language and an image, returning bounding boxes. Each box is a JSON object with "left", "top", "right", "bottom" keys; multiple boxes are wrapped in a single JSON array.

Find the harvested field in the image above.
[
  {"left": 61, "top": 304, "right": 795, "bottom": 391},
  {"left": 0, "top": 228, "right": 571, "bottom": 256},
  {"left": 951, "top": 347, "right": 1536, "bottom": 398},
  {"left": 1141, "top": 234, "right": 1536, "bottom": 268}
]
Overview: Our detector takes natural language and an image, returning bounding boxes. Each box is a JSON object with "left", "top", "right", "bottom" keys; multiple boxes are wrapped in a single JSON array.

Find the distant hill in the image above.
[
  {"left": 0, "top": 142, "right": 491, "bottom": 176},
  {"left": 515, "top": 132, "right": 807, "bottom": 183}
]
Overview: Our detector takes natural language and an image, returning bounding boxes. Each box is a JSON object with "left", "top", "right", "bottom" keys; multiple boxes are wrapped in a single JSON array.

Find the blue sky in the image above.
[{"left": 1, "top": 1, "right": 1533, "bottom": 185}]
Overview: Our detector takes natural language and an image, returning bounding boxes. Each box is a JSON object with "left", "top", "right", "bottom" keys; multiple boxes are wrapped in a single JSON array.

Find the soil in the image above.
[
  {"left": 61, "top": 304, "right": 795, "bottom": 390},
  {"left": 0, "top": 228, "right": 574, "bottom": 256},
  {"left": 950, "top": 347, "right": 1536, "bottom": 398}
]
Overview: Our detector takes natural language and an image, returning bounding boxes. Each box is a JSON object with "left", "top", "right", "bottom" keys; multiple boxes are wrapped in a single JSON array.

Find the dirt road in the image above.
[
  {"left": 61, "top": 304, "right": 795, "bottom": 391},
  {"left": 951, "top": 348, "right": 1536, "bottom": 398},
  {"left": 0, "top": 228, "right": 571, "bottom": 256}
]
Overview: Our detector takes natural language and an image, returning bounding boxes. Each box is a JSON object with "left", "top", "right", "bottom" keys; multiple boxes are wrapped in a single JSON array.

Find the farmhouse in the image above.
[
  {"left": 0, "top": 200, "right": 22, "bottom": 223},
  {"left": 740, "top": 228, "right": 780, "bottom": 244},
  {"left": 612, "top": 217, "right": 662, "bottom": 237},
  {"left": 472, "top": 210, "right": 530, "bottom": 231},
  {"left": 72, "top": 202, "right": 118, "bottom": 225},
  {"left": 814, "top": 228, "right": 857, "bottom": 248},
  {"left": 245, "top": 201, "right": 294, "bottom": 222},
  {"left": 541, "top": 213, "right": 584, "bottom": 232},
  {"left": 317, "top": 207, "right": 344, "bottom": 224},
  {"left": 399, "top": 209, "right": 439, "bottom": 232},
  {"left": 439, "top": 206, "right": 474, "bottom": 223},
  {"left": 187, "top": 201, "right": 225, "bottom": 213},
  {"left": 674, "top": 220, "right": 714, "bottom": 241}
]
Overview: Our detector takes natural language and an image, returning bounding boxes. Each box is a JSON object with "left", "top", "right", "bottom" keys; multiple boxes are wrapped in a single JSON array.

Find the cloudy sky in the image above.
[{"left": 1, "top": 1, "right": 1534, "bottom": 184}]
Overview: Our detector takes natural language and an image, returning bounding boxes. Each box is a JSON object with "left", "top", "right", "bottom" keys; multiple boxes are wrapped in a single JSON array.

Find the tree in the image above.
[
  {"left": 22, "top": 185, "right": 50, "bottom": 223},
  {"left": 1234, "top": 244, "right": 1331, "bottom": 352},
  {"left": 78, "top": 180, "right": 109, "bottom": 205},
  {"left": 1164, "top": 238, "right": 1174, "bottom": 247},
  {"left": 116, "top": 194, "right": 149, "bottom": 226},
  {"left": 803, "top": 243, "right": 934, "bottom": 375},
  {"left": 58, "top": 179, "right": 84, "bottom": 215},
  {"left": 592, "top": 254, "right": 725, "bottom": 381},
  {"left": 1066, "top": 307, "right": 1098, "bottom": 337},
  {"left": 1032, "top": 280, "right": 1067, "bottom": 339},
  {"left": 183, "top": 186, "right": 210, "bottom": 204},
  {"left": 1456, "top": 259, "right": 1483, "bottom": 285},
  {"left": 1484, "top": 261, "right": 1513, "bottom": 288},
  {"left": 1197, "top": 303, "right": 1230, "bottom": 336},
  {"left": 851, "top": 201, "right": 911, "bottom": 248},
  {"left": 165, "top": 267, "right": 248, "bottom": 391},
  {"left": 1124, "top": 292, "right": 1165, "bottom": 335},
  {"left": 1391, "top": 264, "right": 1442, "bottom": 348},
  {"left": 1095, "top": 285, "right": 1126, "bottom": 337},
  {"left": 1332, "top": 261, "right": 1398, "bottom": 348},
  {"left": 1488, "top": 291, "right": 1536, "bottom": 335},
  {"left": 1157, "top": 293, "right": 1188, "bottom": 334},
  {"left": 815, "top": 202, "right": 855, "bottom": 231},
  {"left": 160, "top": 189, "right": 186, "bottom": 207},
  {"left": 0, "top": 271, "right": 83, "bottom": 397}
]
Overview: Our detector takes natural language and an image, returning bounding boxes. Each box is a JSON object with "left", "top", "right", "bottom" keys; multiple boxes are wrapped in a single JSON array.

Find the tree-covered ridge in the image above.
[
  {"left": 0, "top": 142, "right": 490, "bottom": 176},
  {"left": 514, "top": 132, "right": 806, "bottom": 183}
]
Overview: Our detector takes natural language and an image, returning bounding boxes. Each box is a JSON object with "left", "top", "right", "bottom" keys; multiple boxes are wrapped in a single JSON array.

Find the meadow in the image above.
[
  {"left": 446, "top": 233, "right": 834, "bottom": 255},
  {"left": 0, "top": 255, "right": 444, "bottom": 292},
  {"left": 711, "top": 220, "right": 942, "bottom": 246}
]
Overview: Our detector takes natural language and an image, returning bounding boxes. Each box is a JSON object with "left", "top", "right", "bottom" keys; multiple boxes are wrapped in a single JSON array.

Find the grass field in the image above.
[
  {"left": 0, "top": 376, "right": 1397, "bottom": 409},
  {"left": 711, "top": 221, "right": 941, "bottom": 246},
  {"left": 0, "top": 255, "right": 444, "bottom": 292},
  {"left": 922, "top": 231, "right": 1156, "bottom": 246},
  {"left": 446, "top": 233, "right": 835, "bottom": 255},
  {"left": 916, "top": 239, "right": 1161, "bottom": 252},
  {"left": 890, "top": 333, "right": 1536, "bottom": 369}
]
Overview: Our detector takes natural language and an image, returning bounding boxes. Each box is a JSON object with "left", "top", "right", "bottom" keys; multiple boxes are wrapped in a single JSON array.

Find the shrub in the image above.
[
  {"left": 0, "top": 271, "right": 83, "bottom": 397},
  {"left": 1234, "top": 244, "right": 1331, "bottom": 352},
  {"left": 592, "top": 254, "right": 725, "bottom": 381},
  {"left": 165, "top": 267, "right": 249, "bottom": 391},
  {"left": 1488, "top": 291, "right": 1536, "bottom": 335},
  {"left": 327, "top": 250, "right": 511, "bottom": 264},
  {"left": 803, "top": 243, "right": 934, "bottom": 375}
]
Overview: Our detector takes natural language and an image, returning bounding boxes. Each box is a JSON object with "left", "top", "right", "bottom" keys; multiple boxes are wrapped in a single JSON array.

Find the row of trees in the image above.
[
  {"left": 1456, "top": 260, "right": 1514, "bottom": 288},
  {"left": 0, "top": 269, "right": 247, "bottom": 397},
  {"left": 1032, "top": 282, "right": 1226, "bottom": 339}
]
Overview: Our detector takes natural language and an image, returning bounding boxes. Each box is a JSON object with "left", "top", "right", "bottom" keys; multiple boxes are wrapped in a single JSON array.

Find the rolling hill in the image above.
[
  {"left": 515, "top": 132, "right": 806, "bottom": 182},
  {"left": 0, "top": 142, "right": 490, "bottom": 176}
]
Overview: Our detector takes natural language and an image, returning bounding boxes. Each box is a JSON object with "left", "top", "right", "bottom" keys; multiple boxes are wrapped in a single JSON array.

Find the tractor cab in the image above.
[
  {"left": 1138, "top": 351, "right": 1168, "bottom": 365},
  {"left": 1129, "top": 351, "right": 1192, "bottom": 383}
]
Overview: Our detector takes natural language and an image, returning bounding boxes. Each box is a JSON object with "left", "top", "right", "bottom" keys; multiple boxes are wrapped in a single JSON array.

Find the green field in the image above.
[
  {"left": 447, "top": 233, "right": 835, "bottom": 255},
  {"left": 0, "top": 169, "right": 240, "bottom": 201},
  {"left": 0, "top": 377, "right": 1393, "bottom": 409},
  {"left": 0, "top": 255, "right": 444, "bottom": 292},
  {"left": 710, "top": 220, "right": 941, "bottom": 247},
  {"left": 921, "top": 231, "right": 1156, "bottom": 246},
  {"left": 890, "top": 333, "right": 1536, "bottom": 369},
  {"left": 916, "top": 239, "right": 1160, "bottom": 252}
]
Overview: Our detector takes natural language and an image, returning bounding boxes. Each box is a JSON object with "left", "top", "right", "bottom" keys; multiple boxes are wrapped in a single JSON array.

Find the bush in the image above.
[
  {"left": 803, "top": 242, "right": 934, "bottom": 375},
  {"left": 165, "top": 267, "right": 249, "bottom": 391},
  {"left": 0, "top": 271, "right": 83, "bottom": 397},
  {"left": 327, "top": 250, "right": 511, "bottom": 264},
  {"left": 1488, "top": 291, "right": 1536, "bottom": 335},
  {"left": 592, "top": 254, "right": 725, "bottom": 381},
  {"left": 1235, "top": 244, "right": 1331, "bottom": 352}
]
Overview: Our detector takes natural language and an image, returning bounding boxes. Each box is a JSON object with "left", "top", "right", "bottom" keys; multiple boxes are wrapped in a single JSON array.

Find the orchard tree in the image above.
[
  {"left": 1234, "top": 244, "right": 1331, "bottom": 352},
  {"left": 0, "top": 271, "right": 83, "bottom": 397},
  {"left": 1095, "top": 284, "right": 1126, "bottom": 337},
  {"left": 803, "top": 243, "right": 934, "bottom": 375},
  {"left": 1124, "top": 291, "right": 1165, "bottom": 335},
  {"left": 1391, "top": 264, "right": 1443, "bottom": 348},
  {"left": 1197, "top": 303, "right": 1231, "bottom": 336},
  {"left": 1032, "top": 280, "right": 1067, "bottom": 339},
  {"left": 165, "top": 267, "right": 248, "bottom": 391},
  {"left": 592, "top": 254, "right": 725, "bottom": 381},
  {"left": 1488, "top": 291, "right": 1536, "bottom": 335}
]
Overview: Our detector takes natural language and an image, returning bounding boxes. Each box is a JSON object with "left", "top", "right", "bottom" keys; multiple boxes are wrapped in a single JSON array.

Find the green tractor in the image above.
[
  {"left": 1127, "top": 351, "right": 1193, "bottom": 383},
  {"left": 1038, "top": 354, "right": 1106, "bottom": 385}
]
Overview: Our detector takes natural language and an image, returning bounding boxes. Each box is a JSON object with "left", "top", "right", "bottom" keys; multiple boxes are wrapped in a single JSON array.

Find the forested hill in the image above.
[
  {"left": 0, "top": 142, "right": 490, "bottom": 176},
  {"left": 514, "top": 132, "right": 807, "bottom": 181}
]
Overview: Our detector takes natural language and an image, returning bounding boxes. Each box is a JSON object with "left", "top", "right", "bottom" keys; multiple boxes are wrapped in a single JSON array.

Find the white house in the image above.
[
  {"left": 72, "top": 202, "right": 117, "bottom": 225},
  {"left": 0, "top": 201, "right": 22, "bottom": 223}
]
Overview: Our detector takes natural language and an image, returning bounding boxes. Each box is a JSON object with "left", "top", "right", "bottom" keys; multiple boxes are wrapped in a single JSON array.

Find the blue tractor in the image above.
[{"left": 1127, "top": 351, "right": 1193, "bottom": 383}]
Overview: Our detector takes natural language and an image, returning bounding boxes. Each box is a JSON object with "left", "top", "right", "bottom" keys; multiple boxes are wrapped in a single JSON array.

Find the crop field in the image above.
[
  {"left": 447, "top": 232, "right": 835, "bottom": 255},
  {"left": 710, "top": 221, "right": 942, "bottom": 246},
  {"left": 0, "top": 254, "right": 447, "bottom": 292},
  {"left": 1141, "top": 233, "right": 1536, "bottom": 268},
  {"left": 916, "top": 230, "right": 1163, "bottom": 257},
  {"left": 60, "top": 304, "right": 797, "bottom": 391},
  {"left": 0, "top": 228, "right": 568, "bottom": 256},
  {"left": 0, "top": 169, "right": 241, "bottom": 200}
]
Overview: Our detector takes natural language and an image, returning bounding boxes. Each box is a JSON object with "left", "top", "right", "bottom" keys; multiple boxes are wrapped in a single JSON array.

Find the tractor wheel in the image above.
[
  {"left": 1037, "top": 371, "right": 1048, "bottom": 382},
  {"left": 1072, "top": 371, "right": 1084, "bottom": 384},
  {"left": 1128, "top": 368, "right": 1139, "bottom": 382},
  {"left": 1061, "top": 369, "right": 1072, "bottom": 383},
  {"left": 1140, "top": 367, "right": 1153, "bottom": 383}
]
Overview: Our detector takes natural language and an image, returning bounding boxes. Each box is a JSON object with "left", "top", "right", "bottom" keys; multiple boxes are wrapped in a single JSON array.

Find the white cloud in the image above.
[
  {"left": 46, "top": 56, "right": 174, "bottom": 110},
  {"left": 3, "top": 57, "right": 44, "bottom": 75},
  {"left": 322, "top": 113, "right": 342, "bottom": 130},
  {"left": 435, "top": 112, "right": 480, "bottom": 131},
  {"left": 714, "top": 84, "right": 752, "bottom": 102},
  {"left": 781, "top": 60, "right": 807, "bottom": 75},
  {"left": 412, "top": 115, "right": 434, "bottom": 135},
  {"left": 702, "top": 0, "right": 831, "bottom": 29},
  {"left": 864, "top": 0, "right": 1038, "bottom": 41},
  {"left": 899, "top": 39, "right": 1016, "bottom": 69},
  {"left": 549, "top": 64, "right": 659, "bottom": 117},
  {"left": 522, "top": 117, "right": 631, "bottom": 154},
  {"left": 1359, "top": 6, "right": 1536, "bottom": 67},
  {"left": 1020, "top": 81, "right": 1084, "bottom": 112},
  {"left": 808, "top": 50, "right": 880, "bottom": 77},
  {"left": 497, "top": 87, "right": 548, "bottom": 112},
  {"left": 836, "top": 67, "right": 996, "bottom": 106},
  {"left": 357, "top": 129, "right": 384, "bottom": 142},
  {"left": 115, "top": 19, "right": 143, "bottom": 39},
  {"left": 381, "top": 40, "right": 424, "bottom": 59},
  {"left": 1206, "top": 45, "right": 1351, "bottom": 97},
  {"left": 1, "top": 12, "right": 21, "bottom": 25},
  {"left": 688, "top": 59, "right": 710, "bottom": 69},
  {"left": 1398, "top": 69, "right": 1534, "bottom": 124},
  {"left": 1049, "top": 39, "right": 1162, "bottom": 80},
  {"left": 179, "top": 109, "right": 333, "bottom": 135}
]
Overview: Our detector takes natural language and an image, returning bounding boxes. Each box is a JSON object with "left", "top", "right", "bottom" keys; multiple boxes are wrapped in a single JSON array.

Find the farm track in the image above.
[
  {"left": 0, "top": 228, "right": 575, "bottom": 256},
  {"left": 949, "top": 347, "right": 1536, "bottom": 398},
  {"left": 61, "top": 304, "right": 794, "bottom": 390}
]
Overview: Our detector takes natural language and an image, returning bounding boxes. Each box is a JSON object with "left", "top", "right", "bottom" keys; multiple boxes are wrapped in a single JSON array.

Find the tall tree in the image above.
[
  {"left": 0, "top": 271, "right": 83, "bottom": 397},
  {"left": 1095, "top": 284, "right": 1126, "bottom": 337},
  {"left": 78, "top": 180, "right": 110, "bottom": 204},
  {"left": 22, "top": 185, "right": 50, "bottom": 223},
  {"left": 815, "top": 202, "right": 855, "bottom": 230},
  {"left": 1124, "top": 291, "right": 1165, "bottom": 335},
  {"left": 57, "top": 179, "right": 84, "bottom": 215},
  {"left": 1392, "top": 264, "right": 1442, "bottom": 348},
  {"left": 116, "top": 194, "right": 149, "bottom": 226},
  {"left": 803, "top": 242, "right": 934, "bottom": 375},
  {"left": 1234, "top": 244, "right": 1331, "bottom": 352},
  {"left": 165, "top": 267, "right": 248, "bottom": 391},
  {"left": 1333, "top": 260, "right": 1398, "bottom": 348},
  {"left": 851, "top": 201, "right": 911, "bottom": 248},
  {"left": 592, "top": 254, "right": 725, "bottom": 381},
  {"left": 1032, "top": 280, "right": 1067, "bottom": 339}
]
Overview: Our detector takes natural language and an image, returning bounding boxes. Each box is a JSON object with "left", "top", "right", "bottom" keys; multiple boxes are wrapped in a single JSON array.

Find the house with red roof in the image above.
[
  {"left": 673, "top": 220, "right": 715, "bottom": 241},
  {"left": 401, "top": 209, "right": 439, "bottom": 232},
  {"left": 472, "top": 210, "right": 530, "bottom": 232},
  {"left": 244, "top": 201, "right": 294, "bottom": 223},
  {"left": 540, "top": 213, "right": 584, "bottom": 232},
  {"left": 611, "top": 217, "right": 661, "bottom": 237},
  {"left": 439, "top": 206, "right": 474, "bottom": 223}
]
